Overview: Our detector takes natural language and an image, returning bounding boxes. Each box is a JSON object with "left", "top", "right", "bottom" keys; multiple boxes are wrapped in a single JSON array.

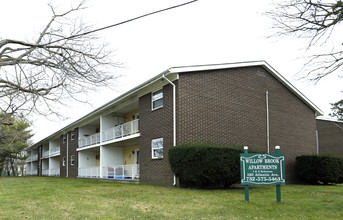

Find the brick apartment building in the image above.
[{"left": 26, "top": 61, "right": 322, "bottom": 186}]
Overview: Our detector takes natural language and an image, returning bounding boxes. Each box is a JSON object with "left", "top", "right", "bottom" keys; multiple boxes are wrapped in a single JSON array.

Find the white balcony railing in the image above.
[
  {"left": 42, "top": 151, "right": 49, "bottom": 158},
  {"left": 26, "top": 169, "right": 37, "bottom": 175},
  {"left": 42, "top": 169, "right": 49, "bottom": 176},
  {"left": 102, "top": 119, "right": 139, "bottom": 142},
  {"left": 31, "top": 154, "right": 38, "bottom": 161},
  {"left": 49, "top": 169, "right": 60, "bottom": 176},
  {"left": 26, "top": 154, "right": 39, "bottom": 162},
  {"left": 78, "top": 167, "right": 100, "bottom": 178},
  {"left": 79, "top": 133, "right": 100, "bottom": 148},
  {"left": 25, "top": 167, "right": 31, "bottom": 174},
  {"left": 102, "top": 164, "right": 139, "bottom": 180},
  {"left": 50, "top": 147, "right": 60, "bottom": 157},
  {"left": 79, "top": 119, "right": 139, "bottom": 149}
]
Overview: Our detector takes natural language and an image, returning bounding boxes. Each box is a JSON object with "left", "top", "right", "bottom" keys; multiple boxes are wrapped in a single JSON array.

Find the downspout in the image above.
[
  {"left": 316, "top": 130, "right": 319, "bottom": 155},
  {"left": 266, "top": 91, "right": 270, "bottom": 154},
  {"left": 162, "top": 74, "right": 177, "bottom": 186}
]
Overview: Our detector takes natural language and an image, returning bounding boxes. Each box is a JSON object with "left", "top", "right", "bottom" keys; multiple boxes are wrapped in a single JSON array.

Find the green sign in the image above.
[{"left": 240, "top": 153, "right": 285, "bottom": 185}]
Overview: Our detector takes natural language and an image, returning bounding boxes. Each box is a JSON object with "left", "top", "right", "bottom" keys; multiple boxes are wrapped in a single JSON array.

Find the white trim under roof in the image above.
[
  {"left": 28, "top": 60, "right": 322, "bottom": 149},
  {"left": 316, "top": 116, "right": 343, "bottom": 123}
]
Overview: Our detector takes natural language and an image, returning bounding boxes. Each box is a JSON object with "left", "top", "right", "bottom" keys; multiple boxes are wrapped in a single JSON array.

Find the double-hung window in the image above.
[
  {"left": 71, "top": 155, "right": 75, "bottom": 166},
  {"left": 62, "top": 156, "right": 66, "bottom": 167},
  {"left": 151, "top": 138, "right": 163, "bottom": 159},
  {"left": 62, "top": 134, "right": 66, "bottom": 143},
  {"left": 71, "top": 131, "right": 75, "bottom": 141},
  {"left": 152, "top": 89, "right": 163, "bottom": 110}
]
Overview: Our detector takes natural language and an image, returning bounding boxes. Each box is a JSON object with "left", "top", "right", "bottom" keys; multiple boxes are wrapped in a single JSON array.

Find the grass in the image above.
[{"left": 0, "top": 177, "right": 342, "bottom": 219}]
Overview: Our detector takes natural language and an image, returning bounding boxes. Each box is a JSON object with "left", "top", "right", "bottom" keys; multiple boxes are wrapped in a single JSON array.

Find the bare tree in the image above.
[
  {"left": 266, "top": 0, "right": 343, "bottom": 81},
  {"left": 0, "top": 1, "right": 119, "bottom": 121}
]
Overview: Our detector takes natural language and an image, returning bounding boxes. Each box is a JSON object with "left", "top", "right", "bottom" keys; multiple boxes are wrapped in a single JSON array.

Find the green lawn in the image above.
[{"left": 0, "top": 177, "right": 342, "bottom": 219}]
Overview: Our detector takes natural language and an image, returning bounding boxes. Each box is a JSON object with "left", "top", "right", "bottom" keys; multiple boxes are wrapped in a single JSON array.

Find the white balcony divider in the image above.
[
  {"left": 102, "top": 119, "right": 139, "bottom": 143},
  {"left": 42, "top": 169, "right": 49, "bottom": 176},
  {"left": 102, "top": 164, "right": 139, "bottom": 179},
  {"left": 42, "top": 151, "right": 50, "bottom": 158},
  {"left": 49, "top": 169, "right": 60, "bottom": 176},
  {"left": 79, "top": 133, "right": 100, "bottom": 148},
  {"left": 78, "top": 167, "right": 100, "bottom": 178},
  {"left": 50, "top": 147, "right": 60, "bottom": 157}
]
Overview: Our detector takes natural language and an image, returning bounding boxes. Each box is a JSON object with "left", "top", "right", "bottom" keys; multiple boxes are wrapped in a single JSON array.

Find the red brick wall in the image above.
[
  {"left": 139, "top": 83, "right": 175, "bottom": 186},
  {"left": 60, "top": 134, "right": 67, "bottom": 177},
  {"left": 177, "top": 66, "right": 317, "bottom": 183},
  {"left": 68, "top": 128, "right": 79, "bottom": 178},
  {"left": 317, "top": 119, "right": 343, "bottom": 155},
  {"left": 60, "top": 128, "right": 79, "bottom": 178}
]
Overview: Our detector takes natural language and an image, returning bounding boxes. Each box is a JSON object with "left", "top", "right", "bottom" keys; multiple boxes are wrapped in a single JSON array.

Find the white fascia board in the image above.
[
  {"left": 316, "top": 116, "right": 343, "bottom": 123},
  {"left": 168, "top": 61, "right": 266, "bottom": 73},
  {"left": 168, "top": 60, "right": 323, "bottom": 116}
]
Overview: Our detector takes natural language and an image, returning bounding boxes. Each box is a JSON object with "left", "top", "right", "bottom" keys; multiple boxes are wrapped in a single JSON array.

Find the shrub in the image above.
[
  {"left": 169, "top": 143, "right": 255, "bottom": 188},
  {"left": 296, "top": 155, "right": 343, "bottom": 184}
]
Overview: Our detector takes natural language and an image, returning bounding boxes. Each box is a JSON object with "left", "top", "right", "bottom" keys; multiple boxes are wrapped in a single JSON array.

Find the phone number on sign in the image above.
[{"left": 246, "top": 177, "right": 281, "bottom": 182}]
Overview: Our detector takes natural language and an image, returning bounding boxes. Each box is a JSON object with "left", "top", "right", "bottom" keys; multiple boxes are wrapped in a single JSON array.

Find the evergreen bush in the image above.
[
  {"left": 169, "top": 143, "right": 254, "bottom": 188},
  {"left": 296, "top": 155, "right": 343, "bottom": 184}
]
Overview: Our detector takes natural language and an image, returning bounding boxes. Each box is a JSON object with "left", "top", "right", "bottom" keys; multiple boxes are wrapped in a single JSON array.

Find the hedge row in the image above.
[
  {"left": 168, "top": 143, "right": 259, "bottom": 188},
  {"left": 296, "top": 155, "right": 343, "bottom": 185}
]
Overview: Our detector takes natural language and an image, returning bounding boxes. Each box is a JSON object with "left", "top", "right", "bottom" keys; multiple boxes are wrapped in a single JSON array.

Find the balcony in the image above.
[
  {"left": 26, "top": 154, "right": 38, "bottom": 162},
  {"left": 102, "top": 119, "right": 139, "bottom": 143},
  {"left": 42, "top": 151, "right": 50, "bottom": 159},
  {"left": 49, "top": 169, "right": 60, "bottom": 176},
  {"left": 79, "top": 133, "right": 100, "bottom": 148},
  {"left": 42, "top": 169, "right": 49, "bottom": 176},
  {"left": 50, "top": 147, "right": 60, "bottom": 157},
  {"left": 26, "top": 169, "right": 37, "bottom": 175},
  {"left": 78, "top": 167, "right": 100, "bottom": 178},
  {"left": 79, "top": 119, "right": 139, "bottom": 149},
  {"left": 32, "top": 154, "right": 38, "bottom": 161},
  {"left": 102, "top": 164, "right": 139, "bottom": 180}
]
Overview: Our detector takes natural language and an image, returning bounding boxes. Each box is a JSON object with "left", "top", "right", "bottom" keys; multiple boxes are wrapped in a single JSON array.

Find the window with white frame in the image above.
[
  {"left": 151, "top": 138, "right": 163, "bottom": 159},
  {"left": 62, "top": 134, "right": 66, "bottom": 143},
  {"left": 71, "top": 131, "right": 75, "bottom": 141},
  {"left": 62, "top": 156, "right": 66, "bottom": 166},
  {"left": 71, "top": 155, "right": 75, "bottom": 166},
  {"left": 152, "top": 89, "right": 163, "bottom": 110}
]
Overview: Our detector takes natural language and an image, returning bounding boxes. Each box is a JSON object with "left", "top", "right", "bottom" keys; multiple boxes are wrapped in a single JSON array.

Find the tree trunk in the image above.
[{"left": 10, "top": 157, "right": 16, "bottom": 176}]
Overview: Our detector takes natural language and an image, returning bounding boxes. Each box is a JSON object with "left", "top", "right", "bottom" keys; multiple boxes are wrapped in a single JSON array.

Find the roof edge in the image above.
[{"left": 168, "top": 60, "right": 323, "bottom": 115}]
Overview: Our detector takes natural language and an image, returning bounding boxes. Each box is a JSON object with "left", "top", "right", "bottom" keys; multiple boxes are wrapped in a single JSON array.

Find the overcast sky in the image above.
[{"left": 1, "top": 0, "right": 342, "bottom": 142}]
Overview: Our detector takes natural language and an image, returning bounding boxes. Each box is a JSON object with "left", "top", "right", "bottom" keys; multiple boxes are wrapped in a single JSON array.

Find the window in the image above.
[
  {"left": 62, "top": 134, "right": 66, "bottom": 143},
  {"left": 151, "top": 138, "right": 163, "bottom": 159},
  {"left": 62, "top": 156, "right": 66, "bottom": 167},
  {"left": 71, "top": 155, "right": 75, "bottom": 166},
  {"left": 71, "top": 131, "right": 75, "bottom": 141},
  {"left": 152, "top": 89, "right": 163, "bottom": 110}
]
